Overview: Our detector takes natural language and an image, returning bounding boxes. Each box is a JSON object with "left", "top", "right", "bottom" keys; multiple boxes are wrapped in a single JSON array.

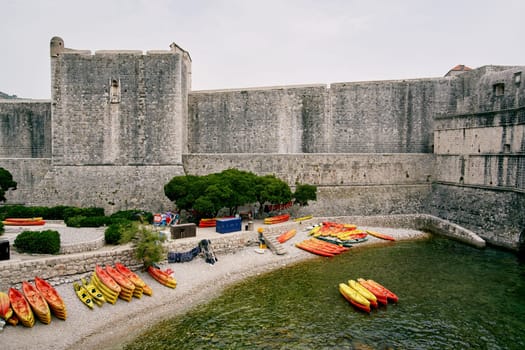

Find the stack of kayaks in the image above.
[
  {"left": 22, "top": 281, "right": 52, "bottom": 324},
  {"left": 2, "top": 217, "right": 46, "bottom": 226},
  {"left": 198, "top": 218, "right": 217, "bottom": 227},
  {"left": 277, "top": 229, "right": 296, "bottom": 243},
  {"left": 87, "top": 264, "right": 153, "bottom": 306},
  {"left": 34, "top": 277, "right": 67, "bottom": 320},
  {"left": 147, "top": 266, "right": 177, "bottom": 288},
  {"left": 81, "top": 278, "right": 106, "bottom": 306},
  {"left": 295, "top": 238, "right": 349, "bottom": 257},
  {"left": 105, "top": 265, "right": 136, "bottom": 301},
  {"left": 339, "top": 278, "right": 398, "bottom": 313},
  {"left": 8, "top": 287, "right": 35, "bottom": 327},
  {"left": 115, "top": 262, "right": 152, "bottom": 296},
  {"left": 263, "top": 214, "right": 290, "bottom": 225}
]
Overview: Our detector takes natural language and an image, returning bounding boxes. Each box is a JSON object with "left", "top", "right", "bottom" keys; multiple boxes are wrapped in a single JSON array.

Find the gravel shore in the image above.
[{"left": 1, "top": 223, "right": 430, "bottom": 350}]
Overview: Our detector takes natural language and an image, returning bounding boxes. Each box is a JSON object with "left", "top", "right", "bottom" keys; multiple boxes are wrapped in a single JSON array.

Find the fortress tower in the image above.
[{"left": 45, "top": 37, "right": 192, "bottom": 209}]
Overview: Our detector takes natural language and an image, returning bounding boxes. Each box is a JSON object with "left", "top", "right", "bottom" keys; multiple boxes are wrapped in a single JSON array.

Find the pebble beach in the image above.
[{"left": 0, "top": 221, "right": 430, "bottom": 350}]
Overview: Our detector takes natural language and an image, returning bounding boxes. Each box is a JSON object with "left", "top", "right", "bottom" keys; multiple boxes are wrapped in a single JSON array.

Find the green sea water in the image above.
[{"left": 125, "top": 237, "right": 525, "bottom": 349}]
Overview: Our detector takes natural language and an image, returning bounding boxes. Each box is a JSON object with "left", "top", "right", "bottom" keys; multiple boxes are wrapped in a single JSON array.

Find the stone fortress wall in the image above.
[{"left": 0, "top": 37, "right": 523, "bottom": 250}]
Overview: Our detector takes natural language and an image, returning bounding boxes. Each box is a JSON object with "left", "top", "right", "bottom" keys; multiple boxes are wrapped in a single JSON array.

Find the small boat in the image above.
[
  {"left": 366, "top": 230, "right": 396, "bottom": 241},
  {"left": 34, "top": 277, "right": 67, "bottom": 320},
  {"left": 22, "top": 281, "right": 51, "bottom": 324},
  {"left": 357, "top": 278, "right": 388, "bottom": 305},
  {"left": 277, "top": 229, "right": 296, "bottom": 243},
  {"left": 73, "top": 282, "right": 94, "bottom": 309},
  {"left": 264, "top": 214, "right": 290, "bottom": 225},
  {"left": 147, "top": 266, "right": 177, "bottom": 288},
  {"left": 2, "top": 219, "right": 46, "bottom": 226},
  {"left": 0, "top": 291, "right": 14, "bottom": 321},
  {"left": 105, "top": 265, "right": 135, "bottom": 301},
  {"left": 95, "top": 265, "right": 121, "bottom": 294},
  {"left": 81, "top": 278, "right": 106, "bottom": 306},
  {"left": 293, "top": 215, "right": 313, "bottom": 222},
  {"left": 91, "top": 273, "right": 119, "bottom": 304},
  {"left": 366, "top": 279, "right": 398, "bottom": 302},
  {"left": 8, "top": 287, "right": 35, "bottom": 327},
  {"left": 339, "top": 283, "right": 371, "bottom": 313},
  {"left": 4, "top": 217, "right": 43, "bottom": 222},
  {"left": 115, "top": 263, "right": 147, "bottom": 288},
  {"left": 349, "top": 279, "right": 378, "bottom": 308}
]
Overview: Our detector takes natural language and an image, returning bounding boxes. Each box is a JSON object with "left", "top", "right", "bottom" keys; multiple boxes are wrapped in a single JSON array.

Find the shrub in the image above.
[
  {"left": 63, "top": 207, "right": 105, "bottom": 220},
  {"left": 110, "top": 210, "right": 153, "bottom": 223},
  {"left": 65, "top": 215, "right": 112, "bottom": 228},
  {"left": 134, "top": 228, "right": 166, "bottom": 268},
  {"left": 104, "top": 219, "right": 138, "bottom": 245},
  {"left": 0, "top": 221, "right": 3, "bottom": 235},
  {"left": 14, "top": 230, "right": 61, "bottom": 254}
]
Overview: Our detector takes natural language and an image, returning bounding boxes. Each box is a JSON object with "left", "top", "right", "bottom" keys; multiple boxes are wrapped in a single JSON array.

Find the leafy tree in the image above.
[
  {"left": 254, "top": 174, "right": 292, "bottom": 208},
  {"left": 293, "top": 183, "right": 317, "bottom": 206},
  {"left": 0, "top": 167, "right": 17, "bottom": 202}
]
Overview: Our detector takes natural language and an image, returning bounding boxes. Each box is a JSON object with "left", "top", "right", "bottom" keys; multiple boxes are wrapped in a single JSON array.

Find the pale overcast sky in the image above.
[{"left": 1, "top": 0, "right": 524, "bottom": 99}]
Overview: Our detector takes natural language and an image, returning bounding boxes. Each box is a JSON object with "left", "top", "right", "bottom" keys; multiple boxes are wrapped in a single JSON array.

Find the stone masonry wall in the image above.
[
  {"left": 430, "top": 67, "right": 525, "bottom": 248},
  {"left": 183, "top": 153, "right": 434, "bottom": 216},
  {"left": 51, "top": 48, "right": 187, "bottom": 166},
  {"left": 188, "top": 78, "right": 454, "bottom": 154},
  {"left": 0, "top": 100, "right": 51, "bottom": 158}
]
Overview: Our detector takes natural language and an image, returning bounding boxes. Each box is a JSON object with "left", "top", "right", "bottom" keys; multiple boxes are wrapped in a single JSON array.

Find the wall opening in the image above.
[
  {"left": 109, "top": 79, "right": 121, "bottom": 104},
  {"left": 493, "top": 83, "right": 505, "bottom": 96},
  {"left": 514, "top": 72, "right": 522, "bottom": 86}
]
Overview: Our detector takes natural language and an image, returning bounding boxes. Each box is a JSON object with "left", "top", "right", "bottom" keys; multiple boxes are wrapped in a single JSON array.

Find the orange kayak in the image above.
[
  {"left": 95, "top": 265, "right": 121, "bottom": 293},
  {"left": 8, "top": 287, "right": 35, "bottom": 327},
  {"left": 366, "top": 230, "right": 396, "bottom": 241},
  {"left": 357, "top": 278, "right": 388, "bottom": 305},
  {"left": 115, "top": 263, "right": 146, "bottom": 288},
  {"left": 366, "top": 279, "right": 398, "bottom": 302},
  {"left": 34, "top": 276, "right": 67, "bottom": 320},
  {"left": 22, "top": 281, "right": 51, "bottom": 324},
  {"left": 105, "top": 265, "right": 135, "bottom": 291},
  {"left": 277, "top": 229, "right": 296, "bottom": 243}
]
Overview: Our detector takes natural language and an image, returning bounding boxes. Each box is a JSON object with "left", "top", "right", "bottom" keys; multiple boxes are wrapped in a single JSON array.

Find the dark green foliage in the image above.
[
  {"left": 14, "top": 230, "right": 61, "bottom": 254},
  {"left": 293, "top": 183, "right": 317, "bottom": 206},
  {"left": 164, "top": 169, "right": 293, "bottom": 221},
  {"left": 0, "top": 221, "right": 4, "bottom": 235},
  {"left": 65, "top": 215, "right": 112, "bottom": 228},
  {"left": 63, "top": 207, "right": 105, "bottom": 219},
  {"left": 110, "top": 209, "right": 153, "bottom": 224},
  {"left": 0, "top": 167, "right": 17, "bottom": 202},
  {"left": 104, "top": 219, "right": 139, "bottom": 245},
  {"left": 0, "top": 205, "right": 100, "bottom": 221},
  {"left": 254, "top": 174, "right": 293, "bottom": 207}
]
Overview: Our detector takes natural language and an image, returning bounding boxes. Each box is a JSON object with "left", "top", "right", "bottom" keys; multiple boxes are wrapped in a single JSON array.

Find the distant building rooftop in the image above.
[{"left": 445, "top": 64, "right": 473, "bottom": 77}]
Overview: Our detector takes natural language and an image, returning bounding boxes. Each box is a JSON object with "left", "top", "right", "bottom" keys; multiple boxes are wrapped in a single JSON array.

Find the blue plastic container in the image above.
[{"left": 216, "top": 217, "right": 242, "bottom": 234}]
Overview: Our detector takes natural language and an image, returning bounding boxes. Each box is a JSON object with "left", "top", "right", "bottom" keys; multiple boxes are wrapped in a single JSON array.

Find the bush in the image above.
[
  {"left": 134, "top": 228, "right": 166, "bottom": 268},
  {"left": 14, "top": 230, "right": 61, "bottom": 254},
  {"left": 0, "top": 221, "right": 3, "bottom": 235},
  {"left": 110, "top": 210, "right": 153, "bottom": 224},
  {"left": 65, "top": 215, "right": 112, "bottom": 228},
  {"left": 63, "top": 207, "right": 105, "bottom": 220},
  {"left": 104, "top": 219, "right": 138, "bottom": 245}
]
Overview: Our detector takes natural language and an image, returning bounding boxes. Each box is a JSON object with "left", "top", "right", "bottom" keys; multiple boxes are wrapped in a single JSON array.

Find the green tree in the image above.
[
  {"left": 0, "top": 167, "right": 17, "bottom": 202},
  {"left": 254, "top": 174, "right": 293, "bottom": 208},
  {"left": 293, "top": 183, "right": 317, "bottom": 206}
]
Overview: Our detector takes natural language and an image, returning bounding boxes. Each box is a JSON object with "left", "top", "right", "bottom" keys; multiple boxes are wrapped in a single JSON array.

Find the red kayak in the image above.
[
  {"left": 366, "top": 230, "right": 396, "bottom": 241},
  {"left": 34, "top": 276, "right": 67, "bottom": 320},
  {"left": 357, "top": 278, "right": 388, "bottom": 305},
  {"left": 366, "top": 279, "right": 399, "bottom": 302},
  {"left": 8, "top": 287, "right": 35, "bottom": 327},
  {"left": 22, "top": 281, "right": 51, "bottom": 324}
]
